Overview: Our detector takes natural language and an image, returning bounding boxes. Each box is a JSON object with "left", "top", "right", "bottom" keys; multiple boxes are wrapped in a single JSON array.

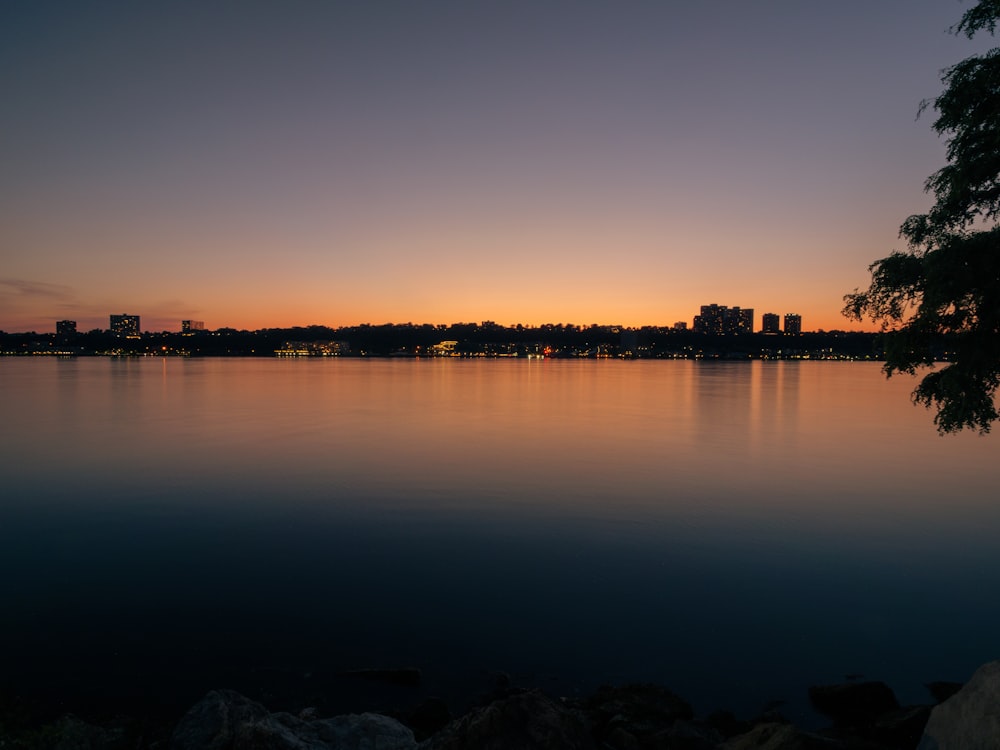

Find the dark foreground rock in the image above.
[
  {"left": 421, "top": 688, "right": 594, "bottom": 750},
  {"left": 806, "top": 680, "right": 935, "bottom": 749},
  {"left": 169, "top": 689, "right": 416, "bottom": 750},
  {"left": 807, "top": 682, "right": 899, "bottom": 727},
  {"left": 721, "top": 722, "right": 887, "bottom": 750},
  {"left": 159, "top": 680, "right": 938, "bottom": 750},
  {"left": 582, "top": 682, "right": 718, "bottom": 748},
  {"left": 0, "top": 710, "right": 166, "bottom": 750},
  {"left": 20, "top": 714, "right": 127, "bottom": 750},
  {"left": 401, "top": 696, "right": 452, "bottom": 742},
  {"left": 13, "top": 662, "right": 994, "bottom": 750},
  {"left": 918, "top": 660, "right": 1000, "bottom": 750}
]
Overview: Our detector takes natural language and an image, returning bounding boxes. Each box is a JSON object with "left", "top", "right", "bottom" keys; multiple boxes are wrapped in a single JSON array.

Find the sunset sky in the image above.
[{"left": 1, "top": 1, "right": 993, "bottom": 333}]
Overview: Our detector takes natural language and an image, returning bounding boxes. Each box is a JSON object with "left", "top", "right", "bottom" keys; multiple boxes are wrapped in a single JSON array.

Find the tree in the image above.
[{"left": 844, "top": 0, "right": 1000, "bottom": 433}]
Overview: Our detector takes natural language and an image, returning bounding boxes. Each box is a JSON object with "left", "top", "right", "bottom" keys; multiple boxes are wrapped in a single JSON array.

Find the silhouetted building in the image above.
[
  {"left": 110, "top": 314, "right": 140, "bottom": 338},
  {"left": 182, "top": 320, "right": 205, "bottom": 333},
  {"left": 761, "top": 313, "right": 780, "bottom": 334},
  {"left": 784, "top": 313, "right": 802, "bottom": 334},
  {"left": 673, "top": 321, "right": 687, "bottom": 331},
  {"left": 693, "top": 304, "right": 754, "bottom": 335},
  {"left": 56, "top": 320, "right": 77, "bottom": 335},
  {"left": 694, "top": 304, "right": 723, "bottom": 335}
]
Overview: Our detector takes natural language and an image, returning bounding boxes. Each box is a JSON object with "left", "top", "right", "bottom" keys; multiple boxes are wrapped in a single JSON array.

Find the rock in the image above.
[
  {"left": 721, "top": 723, "right": 810, "bottom": 750},
  {"left": 869, "top": 704, "right": 930, "bottom": 749},
  {"left": 250, "top": 711, "right": 418, "bottom": 750},
  {"left": 170, "top": 690, "right": 269, "bottom": 750},
  {"left": 170, "top": 689, "right": 416, "bottom": 750},
  {"left": 595, "top": 717, "right": 722, "bottom": 750},
  {"left": 604, "top": 725, "right": 640, "bottom": 749},
  {"left": 807, "top": 681, "right": 899, "bottom": 726},
  {"left": 585, "top": 682, "right": 694, "bottom": 745},
  {"left": 404, "top": 697, "right": 452, "bottom": 741},
  {"left": 720, "top": 721, "right": 883, "bottom": 749},
  {"left": 420, "top": 688, "right": 595, "bottom": 750},
  {"left": 46, "top": 715, "right": 126, "bottom": 750},
  {"left": 918, "top": 660, "right": 1000, "bottom": 750},
  {"left": 666, "top": 718, "right": 726, "bottom": 748},
  {"left": 704, "top": 709, "right": 753, "bottom": 740}
]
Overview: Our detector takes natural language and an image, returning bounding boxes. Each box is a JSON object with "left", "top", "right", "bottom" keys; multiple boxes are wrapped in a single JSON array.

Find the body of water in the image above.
[{"left": 1, "top": 357, "right": 997, "bottom": 724}]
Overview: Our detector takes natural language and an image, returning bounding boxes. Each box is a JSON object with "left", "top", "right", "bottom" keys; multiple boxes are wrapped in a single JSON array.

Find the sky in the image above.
[{"left": 1, "top": 0, "right": 995, "bottom": 333}]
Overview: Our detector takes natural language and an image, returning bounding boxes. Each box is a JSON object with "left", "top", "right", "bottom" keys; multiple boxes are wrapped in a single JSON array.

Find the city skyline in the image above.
[
  {"left": 27, "top": 303, "right": 813, "bottom": 336},
  {"left": 3, "top": 315, "right": 880, "bottom": 360},
  {"left": 2, "top": 2, "right": 993, "bottom": 334}
]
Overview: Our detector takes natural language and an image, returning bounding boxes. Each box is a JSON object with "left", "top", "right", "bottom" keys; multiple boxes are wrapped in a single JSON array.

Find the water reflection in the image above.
[{"left": 0, "top": 358, "right": 998, "bottom": 721}]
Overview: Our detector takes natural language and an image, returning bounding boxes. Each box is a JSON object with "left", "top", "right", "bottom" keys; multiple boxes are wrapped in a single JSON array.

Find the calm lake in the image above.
[{"left": 1, "top": 357, "right": 998, "bottom": 723}]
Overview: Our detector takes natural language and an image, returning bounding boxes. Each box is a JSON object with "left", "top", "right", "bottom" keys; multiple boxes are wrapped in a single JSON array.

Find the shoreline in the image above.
[{"left": 0, "top": 663, "right": 971, "bottom": 749}]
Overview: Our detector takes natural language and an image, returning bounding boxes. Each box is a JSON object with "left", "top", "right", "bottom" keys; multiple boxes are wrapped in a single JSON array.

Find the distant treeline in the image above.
[{"left": 0, "top": 323, "right": 908, "bottom": 360}]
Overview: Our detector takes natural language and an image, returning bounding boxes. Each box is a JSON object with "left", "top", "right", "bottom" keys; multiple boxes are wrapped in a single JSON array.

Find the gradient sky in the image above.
[{"left": 1, "top": 1, "right": 994, "bottom": 333}]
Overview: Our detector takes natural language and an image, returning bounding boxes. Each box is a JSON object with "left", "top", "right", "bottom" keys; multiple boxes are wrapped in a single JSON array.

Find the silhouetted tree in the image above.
[{"left": 844, "top": 0, "right": 1000, "bottom": 433}]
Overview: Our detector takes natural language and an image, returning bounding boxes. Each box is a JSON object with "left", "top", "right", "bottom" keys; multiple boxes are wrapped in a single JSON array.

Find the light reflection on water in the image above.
[{"left": 0, "top": 357, "right": 998, "bottom": 722}]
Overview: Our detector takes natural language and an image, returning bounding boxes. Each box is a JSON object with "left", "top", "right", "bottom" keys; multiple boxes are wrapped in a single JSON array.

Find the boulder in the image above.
[
  {"left": 807, "top": 682, "right": 899, "bottom": 726},
  {"left": 246, "top": 711, "right": 417, "bottom": 750},
  {"left": 721, "top": 721, "right": 883, "bottom": 750},
  {"left": 420, "top": 688, "right": 595, "bottom": 750},
  {"left": 170, "top": 689, "right": 417, "bottom": 750},
  {"left": 704, "top": 709, "right": 753, "bottom": 740},
  {"left": 664, "top": 718, "right": 726, "bottom": 748},
  {"left": 404, "top": 697, "right": 452, "bottom": 741},
  {"left": 869, "top": 704, "right": 930, "bottom": 749},
  {"left": 586, "top": 683, "right": 693, "bottom": 736},
  {"left": 918, "top": 660, "right": 1000, "bottom": 750},
  {"left": 44, "top": 714, "right": 126, "bottom": 750},
  {"left": 170, "top": 690, "right": 269, "bottom": 750}
]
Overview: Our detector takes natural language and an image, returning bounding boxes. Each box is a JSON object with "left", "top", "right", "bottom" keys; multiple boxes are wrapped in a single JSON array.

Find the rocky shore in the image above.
[{"left": 3, "top": 661, "right": 998, "bottom": 749}]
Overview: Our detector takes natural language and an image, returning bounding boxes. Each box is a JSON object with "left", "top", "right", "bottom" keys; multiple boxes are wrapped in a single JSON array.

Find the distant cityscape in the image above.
[
  {"left": 45, "top": 304, "right": 803, "bottom": 339},
  {"left": 688, "top": 305, "right": 801, "bottom": 336},
  {"left": 0, "top": 304, "right": 909, "bottom": 361}
]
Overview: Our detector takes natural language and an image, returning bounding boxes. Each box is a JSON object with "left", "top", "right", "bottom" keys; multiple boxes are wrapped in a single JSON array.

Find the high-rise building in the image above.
[
  {"left": 761, "top": 313, "right": 780, "bottom": 334},
  {"left": 693, "top": 304, "right": 753, "bottom": 335},
  {"left": 694, "top": 304, "right": 724, "bottom": 334},
  {"left": 784, "top": 313, "right": 802, "bottom": 334},
  {"left": 110, "top": 314, "right": 140, "bottom": 338},
  {"left": 56, "top": 320, "right": 77, "bottom": 335},
  {"left": 181, "top": 320, "right": 205, "bottom": 333}
]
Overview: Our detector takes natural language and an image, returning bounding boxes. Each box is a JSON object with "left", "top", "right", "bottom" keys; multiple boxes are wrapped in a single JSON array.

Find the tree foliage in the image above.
[{"left": 844, "top": 1, "right": 1000, "bottom": 433}]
